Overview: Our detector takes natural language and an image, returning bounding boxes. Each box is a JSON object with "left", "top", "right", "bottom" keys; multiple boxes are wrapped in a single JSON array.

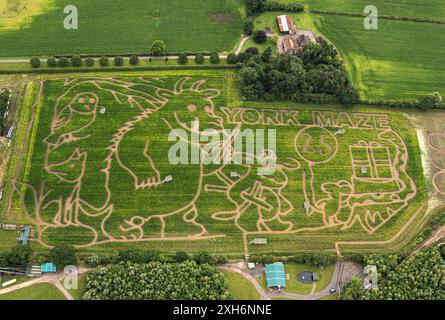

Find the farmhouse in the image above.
[
  {"left": 277, "top": 15, "right": 296, "bottom": 34},
  {"left": 281, "top": 30, "right": 317, "bottom": 55}
]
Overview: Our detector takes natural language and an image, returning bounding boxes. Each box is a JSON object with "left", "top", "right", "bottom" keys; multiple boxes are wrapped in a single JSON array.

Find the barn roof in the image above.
[{"left": 265, "top": 262, "right": 286, "bottom": 288}]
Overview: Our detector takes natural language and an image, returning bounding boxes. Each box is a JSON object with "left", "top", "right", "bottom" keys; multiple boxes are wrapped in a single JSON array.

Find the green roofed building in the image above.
[
  {"left": 41, "top": 263, "right": 57, "bottom": 273},
  {"left": 265, "top": 262, "right": 286, "bottom": 288}
]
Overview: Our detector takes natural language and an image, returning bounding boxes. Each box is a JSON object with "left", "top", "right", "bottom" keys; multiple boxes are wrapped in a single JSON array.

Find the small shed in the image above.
[
  {"left": 247, "top": 262, "right": 256, "bottom": 270},
  {"left": 312, "top": 272, "right": 320, "bottom": 282},
  {"left": 18, "top": 226, "right": 31, "bottom": 246},
  {"left": 41, "top": 263, "right": 57, "bottom": 273},
  {"left": 265, "top": 262, "right": 286, "bottom": 288}
]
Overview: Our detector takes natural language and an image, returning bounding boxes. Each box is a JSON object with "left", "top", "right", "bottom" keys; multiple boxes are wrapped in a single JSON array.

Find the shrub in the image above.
[
  {"left": 261, "top": 47, "right": 273, "bottom": 63},
  {"left": 150, "top": 40, "right": 166, "bottom": 56},
  {"left": 85, "top": 254, "right": 114, "bottom": 267},
  {"left": 193, "top": 251, "right": 215, "bottom": 265},
  {"left": 85, "top": 57, "right": 95, "bottom": 67},
  {"left": 30, "top": 57, "right": 41, "bottom": 68},
  {"left": 227, "top": 53, "right": 238, "bottom": 64},
  {"left": 418, "top": 92, "right": 443, "bottom": 109},
  {"left": 194, "top": 54, "right": 205, "bottom": 64},
  {"left": 129, "top": 55, "right": 139, "bottom": 65},
  {"left": 339, "top": 86, "right": 360, "bottom": 105},
  {"left": 99, "top": 56, "right": 109, "bottom": 67},
  {"left": 245, "top": 47, "right": 259, "bottom": 55},
  {"left": 117, "top": 249, "right": 161, "bottom": 263},
  {"left": 71, "top": 55, "right": 82, "bottom": 67},
  {"left": 49, "top": 245, "right": 78, "bottom": 268},
  {"left": 253, "top": 30, "right": 267, "bottom": 43},
  {"left": 209, "top": 53, "right": 220, "bottom": 64},
  {"left": 47, "top": 56, "right": 57, "bottom": 67},
  {"left": 174, "top": 251, "right": 189, "bottom": 263},
  {"left": 114, "top": 56, "right": 124, "bottom": 66},
  {"left": 178, "top": 53, "right": 188, "bottom": 64},
  {"left": 243, "top": 18, "right": 254, "bottom": 35},
  {"left": 57, "top": 57, "right": 70, "bottom": 68},
  {"left": 0, "top": 246, "right": 34, "bottom": 266}
]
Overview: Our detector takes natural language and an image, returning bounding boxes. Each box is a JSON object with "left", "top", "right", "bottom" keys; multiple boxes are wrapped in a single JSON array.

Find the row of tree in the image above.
[
  {"left": 178, "top": 53, "right": 221, "bottom": 65},
  {"left": 0, "top": 245, "right": 77, "bottom": 268},
  {"left": 237, "top": 42, "right": 359, "bottom": 105},
  {"left": 0, "top": 89, "right": 10, "bottom": 133},
  {"left": 31, "top": 55, "right": 140, "bottom": 68},
  {"left": 246, "top": 0, "right": 304, "bottom": 16},
  {"left": 342, "top": 248, "right": 445, "bottom": 300},
  {"left": 83, "top": 261, "right": 230, "bottom": 300}
]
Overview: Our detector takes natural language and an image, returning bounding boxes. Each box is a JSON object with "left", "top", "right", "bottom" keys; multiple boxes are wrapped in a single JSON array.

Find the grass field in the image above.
[
  {"left": 65, "top": 273, "right": 86, "bottom": 300},
  {"left": 0, "top": 0, "right": 245, "bottom": 56},
  {"left": 0, "top": 283, "right": 66, "bottom": 300},
  {"left": 221, "top": 269, "right": 260, "bottom": 300},
  {"left": 0, "top": 69, "right": 428, "bottom": 256}
]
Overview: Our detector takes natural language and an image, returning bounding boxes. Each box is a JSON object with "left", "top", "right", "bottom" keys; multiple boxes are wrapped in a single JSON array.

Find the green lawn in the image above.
[
  {"left": 221, "top": 269, "right": 260, "bottom": 300},
  {"left": 65, "top": 273, "right": 86, "bottom": 300},
  {"left": 0, "top": 283, "right": 66, "bottom": 300},
  {"left": 241, "top": 37, "right": 276, "bottom": 54},
  {"left": 0, "top": 229, "right": 18, "bottom": 251},
  {"left": 277, "top": 0, "right": 445, "bottom": 20},
  {"left": 314, "top": 14, "right": 445, "bottom": 100},
  {"left": 0, "top": 0, "right": 245, "bottom": 56}
]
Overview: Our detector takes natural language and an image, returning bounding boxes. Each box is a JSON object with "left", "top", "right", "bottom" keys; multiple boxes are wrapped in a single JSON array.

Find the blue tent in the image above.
[
  {"left": 41, "top": 263, "right": 57, "bottom": 273},
  {"left": 265, "top": 262, "right": 286, "bottom": 288},
  {"left": 18, "top": 226, "right": 31, "bottom": 246}
]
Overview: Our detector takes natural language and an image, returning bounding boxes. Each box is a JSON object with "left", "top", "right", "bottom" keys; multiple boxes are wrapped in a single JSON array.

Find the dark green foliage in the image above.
[
  {"left": 261, "top": 47, "right": 273, "bottom": 63},
  {"left": 246, "top": 0, "right": 304, "bottom": 16},
  {"left": 290, "top": 252, "right": 338, "bottom": 267},
  {"left": 418, "top": 92, "right": 443, "bottom": 109},
  {"left": 30, "top": 57, "right": 40, "bottom": 68},
  {"left": 342, "top": 248, "right": 445, "bottom": 300},
  {"left": 0, "top": 246, "right": 34, "bottom": 267},
  {"left": 308, "top": 64, "right": 349, "bottom": 95},
  {"left": 193, "top": 251, "right": 216, "bottom": 265},
  {"left": 227, "top": 53, "right": 238, "bottom": 64},
  {"left": 178, "top": 53, "right": 188, "bottom": 64},
  {"left": 83, "top": 261, "right": 230, "bottom": 300},
  {"left": 99, "top": 56, "right": 109, "bottom": 67},
  {"left": 341, "top": 277, "right": 365, "bottom": 300},
  {"left": 194, "top": 54, "right": 205, "bottom": 64},
  {"left": 150, "top": 40, "right": 166, "bottom": 56},
  {"left": 49, "top": 245, "right": 78, "bottom": 267},
  {"left": 85, "top": 254, "right": 115, "bottom": 267},
  {"left": 71, "top": 55, "right": 83, "bottom": 67},
  {"left": 245, "top": 47, "right": 259, "bottom": 55},
  {"left": 129, "top": 55, "right": 139, "bottom": 65},
  {"left": 117, "top": 249, "right": 161, "bottom": 264},
  {"left": 431, "top": 211, "right": 445, "bottom": 229},
  {"left": 47, "top": 57, "right": 57, "bottom": 68},
  {"left": 114, "top": 56, "right": 124, "bottom": 66},
  {"left": 0, "top": 89, "right": 11, "bottom": 132},
  {"left": 253, "top": 30, "right": 267, "bottom": 44},
  {"left": 85, "top": 57, "right": 95, "bottom": 67},
  {"left": 57, "top": 57, "right": 70, "bottom": 68},
  {"left": 339, "top": 86, "right": 360, "bottom": 105},
  {"left": 210, "top": 53, "right": 220, "bottom": 64},
  {"left": 174, "top": 251, "right": 189, "bottom": 263},
  {"left": 244, "top": 18, "right": 254, "bottom": 35}
]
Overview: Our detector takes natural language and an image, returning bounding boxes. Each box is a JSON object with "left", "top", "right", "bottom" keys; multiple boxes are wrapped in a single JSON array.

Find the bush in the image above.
[
  {"left": 194, "top": 54, "right": 205, "bottom": 64},
  {"left": 114, "top": 56, "right": 124, "bottom": 66},
  {"left": 99, "top": 56, "right": 109, "bottom": 67},
  {"left": 71, "top": 55, "right": 82, "bottom": 67},
  {"left": 129, "top": 55, "right": 139, "bottom": 65},
  {"left": 30, "top": 57, "right": 41, "bottom": 68},
  {"left": 0, "top": 246, "right": 34, "bottom": 267},
  {"left": 49, "top": 245, "right": 78, "bottom": 268},
  {"left": 209, "top": 53, "right": 220, "bottom": 64},
  {"left": 150, "top": 40, "right": 166, "bottom": 56},
  {"left": 253, "top": 30, "right": 267, "bottom": 44},
  {"left": 174, "top": 251, "right": 189, "bottom": 263},
  {"left": 244, "top": 18, "right": 254, "bottom": 35},
  {"left": 178, "top": 53, "right": 188, "bottom": 64},
  {"left": 339, "top": 86, "right": 360, "bottom": 105},
  {"left": 227, "top": 53, "right": 238, "bottom": 64},
  {"left": 85, "top": 254, "right": 114, "bottom": 267},
  {"left": 245, "top": 47, "right": 259, "bottom": 55},
  {"left": 261, "top": 47, "right": 273, "bottom": 63},
  {"left": 419, "top": 92, "right": 443, "bottom": 109},
  {"left": 85, "top": 57, "right": 95, "bottom": 67},
  {"left": 57, "top": 57, "right": 70, "bottom": 68},
  {"left": 118, "top": 249, "right": 161, "bottom": 263},
  {"left": 47, "top": 57, "right": 57, "bottom": 68},
  {"left": 193, "top": 251, "right": 215, "bottom": 265}
]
